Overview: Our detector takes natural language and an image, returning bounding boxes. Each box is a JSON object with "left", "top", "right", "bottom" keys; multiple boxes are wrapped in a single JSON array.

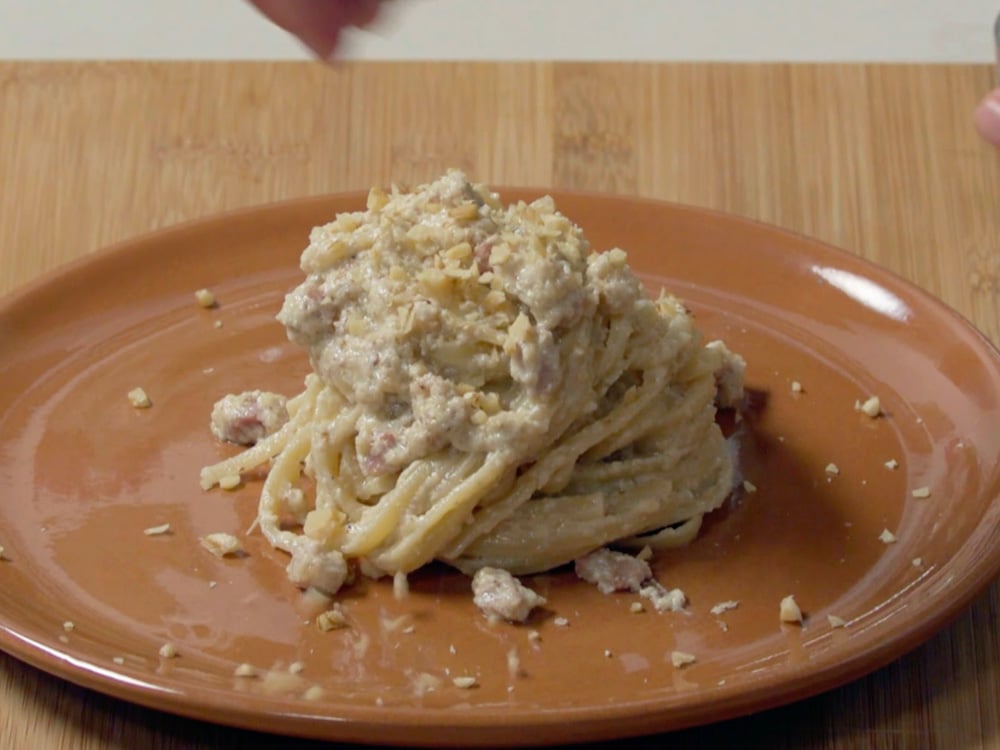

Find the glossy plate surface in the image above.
[{"left": 1, "top": 191, "right": 999, "bottom": 747}]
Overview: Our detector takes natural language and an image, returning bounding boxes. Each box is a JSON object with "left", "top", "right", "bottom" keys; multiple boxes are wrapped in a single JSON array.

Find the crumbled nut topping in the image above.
[
  {"left": 779, "top": 595, "right": 803, "bottom": 624},
  {"left": 127, "top": 387, "right": 152, "bottom": 408},
  {"left": 199, "top": 532, "right": 243, "bottom": 558}
]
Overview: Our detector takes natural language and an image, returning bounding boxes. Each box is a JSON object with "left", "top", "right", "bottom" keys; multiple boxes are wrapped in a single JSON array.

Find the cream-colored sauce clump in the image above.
[{"left": 278, "top": 170, "right": 688, "bottom": 479}]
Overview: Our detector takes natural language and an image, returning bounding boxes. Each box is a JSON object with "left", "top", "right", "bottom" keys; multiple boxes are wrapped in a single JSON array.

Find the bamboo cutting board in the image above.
[{"left": 0, "top": 61, "right": 998, "bottom": 749}]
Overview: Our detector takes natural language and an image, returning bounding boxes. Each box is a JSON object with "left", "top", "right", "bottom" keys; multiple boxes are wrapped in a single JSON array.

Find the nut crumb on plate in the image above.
[
  {"left": 127, "top": 387, "right": 152, "bottom": 408},
  {"left": 552, "top": 617, "right": 570, "bottom": 627},
  {"left": 879, "top": 529, "right": 897, "bottom": 544},
  {"left": 710, "top": 600, "right": 740, "bottom": 616},
  {"left": 884, "top": 459, "right": 899, "bottom": 470},
  {"left": 143, "top": 523, "right": 171, "bottom": 536},
  {"left": 62, "top": 621, "right": 75, "bottom": 632},
  {"left": 316, "top": 605, "right": 349, "bottom": 632},
  {"left": 112, "top": 656, "right": 125, "bottom": 665},
  {"left": 671, "top": 651, "right": 697, "bottom": 668},
  {"left": 629, "top": 601, "right": 645, "bottom": 614},
  {"left": 199, "top": 532, "right": 243, "bottom": 558},
  {"left": 857, "top": 396, "right": 881, "bottom": 417},
  {"left": 194, "top": 288, "right": 216, "bottom": 308},
  {"left": 911, "top": 486, "right": 931, "bottom": 499},
  {"left": 234, "top": 663, "right": 257, "bottom": 677},
  {"left": 827, "top": 615, "right": 847, "bottom": 628},
  {"left": 742, "top": 480, "right": 757, "bottom": 494},
  {"left": 825, "top": 463, "right": 840, "bottom": 476},
  {"left": 912, "top": 557, "right": 923, "bottom": 567},
  {"left": 158, "top": 642, "right": 178, "bottom": 659},
  {"left": 790, "top": 380, "right": 803, "bottom": 394},
  {"left": 779, "top": 595, "right": 803, "bottom": 624},
  {"left": 303, "top": 685, "right": 324, "bottom": 701}
]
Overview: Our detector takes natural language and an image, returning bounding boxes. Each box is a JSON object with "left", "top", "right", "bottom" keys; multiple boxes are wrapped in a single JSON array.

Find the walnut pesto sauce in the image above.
[{"left": 277, "top": 170, "right": 669, "bottom": 478}]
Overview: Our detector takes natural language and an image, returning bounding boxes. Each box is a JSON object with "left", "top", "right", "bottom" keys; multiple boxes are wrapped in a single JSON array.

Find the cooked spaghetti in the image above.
[{"left": 201, "top": 170, "right": 744, "bottom": 595}]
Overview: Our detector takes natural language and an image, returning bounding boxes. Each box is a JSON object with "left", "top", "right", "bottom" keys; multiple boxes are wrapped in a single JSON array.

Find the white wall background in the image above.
[{"left": 0, "top": 0, "right": 996, "bottom": 62}]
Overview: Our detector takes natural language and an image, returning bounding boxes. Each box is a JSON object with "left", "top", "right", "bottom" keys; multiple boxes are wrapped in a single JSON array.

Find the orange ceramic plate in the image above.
[{"left": 1, "top": 191, "right": 999, "bottom": 747}]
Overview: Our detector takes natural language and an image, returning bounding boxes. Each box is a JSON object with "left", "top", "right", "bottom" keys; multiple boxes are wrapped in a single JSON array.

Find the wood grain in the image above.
[{"left": 0, "top": 61, "right": 998, "bottom": 749}]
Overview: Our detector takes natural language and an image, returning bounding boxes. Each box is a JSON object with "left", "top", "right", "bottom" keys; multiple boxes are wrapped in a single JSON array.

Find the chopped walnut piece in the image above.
[
  {"left": 857, "top": 396, "right": 881, "bottom": 417},
  {"left": 200, "top": 532, "right": 243, "bottom": 558},
  {"left": 127, "top": 387, "right": 152, "bottom": 408},
  {"left": 158, "top": 642, "right": 178, "bottom": 659},
  {"left": 194, "top": 288, "right": 217, "bottom": 308},
  {"left": 710, "top": 600, "right": 740, "bottom": 616},
  {"left": 671, "top": 651, "right": 697, "bottom": 668},
  {"left": 316, "top": 605, "right": 349, "bottom": 632},
  {"left": 779, "top": 595, "right": 803, "bottom": 624}
]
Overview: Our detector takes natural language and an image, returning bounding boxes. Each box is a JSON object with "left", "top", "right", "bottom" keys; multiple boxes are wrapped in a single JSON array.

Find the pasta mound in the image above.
[{"left": 201, "top": 170, "right": 743, "bottom": 595}]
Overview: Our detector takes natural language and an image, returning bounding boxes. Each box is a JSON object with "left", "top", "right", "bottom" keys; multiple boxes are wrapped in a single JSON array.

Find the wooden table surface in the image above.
[{"left": 1, "top": 61, "right": 999, "bottom": 749}]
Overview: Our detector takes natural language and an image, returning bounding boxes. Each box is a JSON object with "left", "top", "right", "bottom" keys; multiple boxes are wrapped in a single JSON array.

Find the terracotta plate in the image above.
[{"left": 1, "top": 191, "right": 999, "bottom": 747}]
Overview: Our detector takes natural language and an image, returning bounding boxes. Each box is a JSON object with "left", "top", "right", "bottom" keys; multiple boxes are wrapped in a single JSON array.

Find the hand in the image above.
[
  {"left": 247, "top": 0, "right": 383, "bottom": 59},
  {"left": 975, "top": 88, "right": 1000, "bottom": 146}
]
